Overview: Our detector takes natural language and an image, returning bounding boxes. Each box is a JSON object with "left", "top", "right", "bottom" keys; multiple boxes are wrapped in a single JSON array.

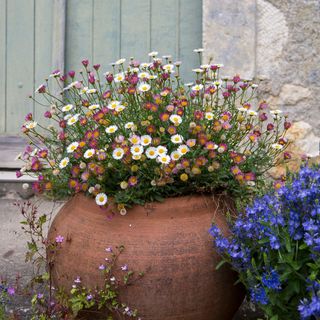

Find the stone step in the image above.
[{"left": 0, "top": 171, "right": 35, "bottom": 199}]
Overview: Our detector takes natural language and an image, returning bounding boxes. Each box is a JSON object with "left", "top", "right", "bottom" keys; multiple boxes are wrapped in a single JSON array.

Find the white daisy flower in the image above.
[
  {"left": 79, "top": 87, "right": 88, "bottom": 95},
  {"left": 271, "top": 143, "right": 283, "bottom": 150},
  {"left": 149, "top": 75, "right": 158, "bottom": 80},
  {"left": 95, "top": 193, "right": 108, "bottom": 206},
  {"left": 105, "top": 125, "right": 118, "bottom": 134},
  {"left": 67, "top": 142, "right": 79, "bottom": 153},
  {"left": 162, "top": 55, "right": 172, "bottom": 59},
  {"left": 131, "top": 154, "right": 140, "bottom": 160},
  {"left": 67, "top": 114, "right": 80, "bottom": 126},
  {"left": 177, "top": 144, "right": 190, "bottom": 155},
  {"left": 69, "top": 81, "right": 80, "bottom": 88},
  {"left": 156, "top": 145, "right": 168, "bottom": 156},
  {"left": 214, "top": 80, "right": 222, "bottom": 87},
  {"left": 138, "top": 82, "right": 151, "bottom": 92},
  {"left": 140, "top": 62, "right": 151, "bottom": 69},
  {"left": 49, "top": 70, "right": 61, "bottom": 77},
  {"left": 145, "top": 147, "right": 158, "bottom": 159},
  {"left": 35, "top": 84, "right": 46, "bottom": 93},
  {"left": 107, "top": 100, "right": 121, "bottom": 110},
  {"left": 251, "top": 84, "right": 258, "bottom": 88},
  {"left": 115, "top": 58, "right": 126, "bottom": 65},
  {"left": 205, "top": 112, "right": 214, "bottom": 120},
  {"left": 140, "top": 135, "right": 152, "bottom": 146},
  {"left": 89, "top": 104, "right": 100, "bottom": 110},
  {"left": 25, "top": 121, "right": 37, "bottom": 129},
  {"left": 87, "top": 88, "right": 97, "bottom": 94},
  {"left": 84, "top": 149, "right": 95, "bottom": 159},
  {"left": 62, "top": 84, "right": 71, "bottom": 92},
  {"left": 270, "top": 110, "right": 283, "bottom": 115},
  {"left": 138, "top": 72, "right": 150, "bottom": 79},
  {"left": 193, "top": 48, "right": 204, "bottom": 53},
  {"left": 163, "top": 64, "right": 174, "bottom": 73},
  {"left": 157, "top": 155, "right": 171, "bottom": 165},
  {"left": 248, "top": 110, "right": 258, "bottom": 116},
  {"left": 171, "top": 134, "right": 183, "bottom": 144},
  {"left": 30, "top": 148, "right": 38, "bottom": 157},
  {"left": 169, "top": 114, "right": 182, "bottom": 125},
  {"left": 115, "top": 104, "right": 126, "bottom": 112},
  {"left": 184, "top": 82, "right": 194, "bottom": 87},
  {"left": 170, "top": 151, "right": 181, "bottom": 161},
  {"left": 129, "top": 135, "right": 140, "bottom": 144},
  {"left": 129, "top": 67, "right": 139, "bottom": 73},
  {"left": 148, "top": 51, "right": 158, "bottom": 57},
  {"left": 62, "top": 104, "right": 74, "bottom": 112},
  {"left": 112, "top": 148, "right": 125, "bottom": 160},
  {"left": 125, "top": 122, "right": 134, "bottom": 129},
  {"left": 200, "top": 64, "right": 210, "bottom": 69},
  {"left": 130, "top": 144, "right": 144, "bottom": 156},
  {"left": 114, "top": 72, "right": 125, "bottom": 83},
  {"left": 59, "top": 157, "right": 69, "bottom": 169},
  {"left": 191, "top": 84, "right": 203, "bottom": 91},
  {"left": 192, "top": 68, "right": 204, "bottom": 73},
  {"left": 237, "top": 107, "right": 248, "bottom": 112}
]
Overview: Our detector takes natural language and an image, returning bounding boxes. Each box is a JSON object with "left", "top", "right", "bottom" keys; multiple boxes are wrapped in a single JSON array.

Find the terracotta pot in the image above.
[{"left": 48, "top": 193, "right": 244, "bottom": 320}]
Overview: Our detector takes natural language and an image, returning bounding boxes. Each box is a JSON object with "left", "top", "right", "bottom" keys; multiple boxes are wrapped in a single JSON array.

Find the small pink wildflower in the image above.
[{"left": 55, "top": 235, "right": 64, "bottom": 243}]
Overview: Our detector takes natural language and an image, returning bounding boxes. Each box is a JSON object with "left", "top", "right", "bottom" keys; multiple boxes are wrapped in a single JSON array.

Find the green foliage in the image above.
[{"left": 19, "top": 51, "right": 290, "bottom": 211}]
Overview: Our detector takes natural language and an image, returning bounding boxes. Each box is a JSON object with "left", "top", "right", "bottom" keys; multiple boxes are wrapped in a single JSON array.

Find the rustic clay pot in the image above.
[{"left": 48, "top": 193, "right": 244, "bottom": 320}]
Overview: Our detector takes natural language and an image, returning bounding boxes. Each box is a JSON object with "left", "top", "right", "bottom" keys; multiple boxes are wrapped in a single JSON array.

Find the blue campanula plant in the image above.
[{"left": 210, "top": 165, "right": 320, "bottom": 320}]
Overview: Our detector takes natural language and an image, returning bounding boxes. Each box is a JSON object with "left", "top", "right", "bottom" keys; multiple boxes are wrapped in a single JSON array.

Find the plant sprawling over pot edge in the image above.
[{"left": 17, "top": 49, "right": 291, "bottom": 212}]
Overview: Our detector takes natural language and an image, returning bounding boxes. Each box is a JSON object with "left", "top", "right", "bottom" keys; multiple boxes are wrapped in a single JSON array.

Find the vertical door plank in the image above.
[
  {"left": 0, "top": 0, "right": 6, "bottom": 133},
  {"left": 121, "top": 0, "right": 151, "bottom": 62},
  {"left": 179, "top": 0, "right": 202, "bottom": 81},
  {"left": 65, "top": 0, "right": 93, "bottom": 72},
  {"left": 34, "top": 0, "right": 53, "bottom": 122},
  {"left": 6, "top": 0, "right": 35, "bottom": 134},
  {"left": 151, "top": 0, "right": 178, "bottom": 60},
  {"left": 93, "top": 0, "right": 121, "bottom": 68}
]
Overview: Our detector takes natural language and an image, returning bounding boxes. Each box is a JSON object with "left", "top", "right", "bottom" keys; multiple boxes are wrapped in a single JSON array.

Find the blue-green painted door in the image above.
[{"left": 0, "top": 0, "right": 202, "bottom": 135}]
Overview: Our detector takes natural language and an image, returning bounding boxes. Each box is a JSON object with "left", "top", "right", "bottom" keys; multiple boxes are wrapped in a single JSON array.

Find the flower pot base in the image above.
[{"left": 48, "top": 194, "right": 244, "bottom": 319}]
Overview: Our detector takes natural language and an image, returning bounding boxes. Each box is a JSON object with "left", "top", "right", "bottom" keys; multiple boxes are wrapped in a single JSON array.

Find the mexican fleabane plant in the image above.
[
  {"left": 210, "top": 165, "right": 320, "bottom": 320},
  {"left": 18, "top": 50, "right": 291, "bottom": 212}
]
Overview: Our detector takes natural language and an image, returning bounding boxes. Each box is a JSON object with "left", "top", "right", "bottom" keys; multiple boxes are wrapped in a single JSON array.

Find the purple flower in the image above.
[
  {"left": 86, "top": 294, "right": 93, "bottom": 301},
  {"left": 98, "top": 264, "right": 105, "bottom": 270},
  {"left": 44, "top": 111, "right": 52, "bottom": 118},
  {"left": 74, "top": 276, "right": 81, "bottom": 284},
  {"left": 210, "top": 165, "right": 320, "bottom": 317},
  {"left": 37, "top": 293, "right": 44, "bottom": 299},
  {"left": 121, "top": 264, "right": 128, "bottom": 271},
  {"left": 82, "top": 59, "right": 89, "bottom": 67},
  {"left": 261, "top": 270, "right": 281, "bottom": 290},
  {"left": 7, "top": 287, "right": 15, "bottom": 296},
  {"left": 250, "top": 286, "right": 268, "bottom": 305},
  {"left": 55, "top": 235, "right": 64, "bottom": 243},
  {"left": 105, "top": 247, "right": 112, "bottom": 252},
  {"left": 68, "top": 70, "right": 75, "bottom": 78},
  {"left": 16, "top": 170, "right": 22, "bottom": 178}
]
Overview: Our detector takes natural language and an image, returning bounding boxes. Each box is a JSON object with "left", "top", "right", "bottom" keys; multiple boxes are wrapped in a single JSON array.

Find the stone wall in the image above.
[{"left": 203, "top": 0, "right": 320, "bottom": 168}]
